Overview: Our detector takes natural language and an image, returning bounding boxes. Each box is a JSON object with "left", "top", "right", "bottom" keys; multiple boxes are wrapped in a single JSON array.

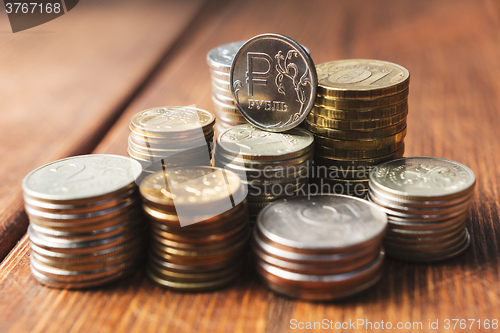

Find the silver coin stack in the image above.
[
  {"left": 23, "top": 154, "right": 146, "bottom": 289},
  {"left": 253, "top": 195, "right": 387, "bottom": 301},
  {"left": 139, "top": 167, "right": 250, "bottom": 291},
  {"left": 206, "top": 41, "right": 247, "bottom": 134},
  {"left": 367, "top": 157, "right": 476, "bottom": 262},
  {"left": 128, "top": 106, "right": 216, "bottom": 174},
  {"left": 214, "top": 124, "right": 314, "bottom": 221}
]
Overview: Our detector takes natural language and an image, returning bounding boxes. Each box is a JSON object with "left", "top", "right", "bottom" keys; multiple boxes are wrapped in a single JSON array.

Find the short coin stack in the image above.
[
  {"left": 128, "top": 106, "right": 215, "bottom": 174},
  {"left": 367, "top": 157, "right": 475, "bottom": 262},
  {"left": 214, "top": 124, "right": 314, "bottom": 221},
  {"left": 139, "top": 167, "right": 250, "bottom": 291},
  {"left": 206, "top": 41, "right": 247, "bottom": 134},
  {"left": 305, "top": 59, "right": 409, "bottom": 197},
  {"left": 23, "top": 155, "right": 146, "bottom": 289},
  {"left": 253, "top": 195, "right": 387, "bottom": 301}
]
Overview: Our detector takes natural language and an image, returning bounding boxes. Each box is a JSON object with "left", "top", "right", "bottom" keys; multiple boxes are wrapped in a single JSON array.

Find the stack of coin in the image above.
[
  {"left": 139, "top": 167, "right": 250, "bottom": 291},
  {"left": 367, "top": 157, "right": 475, "bottom": 262},
  {"left": 22, "top": 154, "right": 146, "bottom": 289},
  {"left": 214, "top": 124, "right": 314, "bottom": 220},
  {"left": 253, "top": 195, "right": 387, "bottom": 301},
  {"left": 305, "top": 59, "right": 409, "bottom": 198},
  {"left": 128, "top": 106, "right": 216, "bottom": 174},
  {"left": 206, "top": 41, "right": 247, "bottom": 134}
]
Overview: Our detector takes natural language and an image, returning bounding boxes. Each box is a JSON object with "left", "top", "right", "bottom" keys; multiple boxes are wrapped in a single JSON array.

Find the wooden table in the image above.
[{"left": 1, "top": 0, "right": 499, "bottom": 331}]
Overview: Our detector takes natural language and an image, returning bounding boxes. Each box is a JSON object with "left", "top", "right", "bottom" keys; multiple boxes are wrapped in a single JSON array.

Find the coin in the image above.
[
  {"left": 230, "top": 34, "right": 317, "bottom": 132},
  {"left": 139, "top": 167, "right": 245, "bottom": 208},
  {"left": 307, "top": 108, "right": 408, "bottom": 130},
  {"left": 257, "top": 195, "right": 387, "bottom": 252},
  {"left": 311, "top": 100, "right": 408, "bottom": 120},
  {"left": 216, "top": 124, "right": 314, "bottom": 161},
  {"left": 314, "top": 140, "right": 403, "bottom": 159},
  {"left": 369, "top": 157, "right": 476, "bottom": 201},
  {"left": 313, "top": 127, "right": 407, "bottom": 149},
  {"left": 206, "top": 41, "right": 245, "bottom": 73},
  {"left": 140, "top": 166, "right": 250, "bottom": 289},
  {"left": 305, "top": 119, "right": 407, "bottom": 140},
  {"left": 316, "top": 59, "right": 410, "bottom": 99},
  {"left": 23, "top": 155, "right": 142, "bottom": 202},
  {"left": 367, "top": 157, "right": 475, "bottom": 262},
  {"left": 313, "top": 145, "right": 405, "bottom": 168},
  {"left": 130, "top": 106, "right": 215, "bottom": 137},
  {"left": 22, "top": 154, "right": 147, "bottom": 289}
]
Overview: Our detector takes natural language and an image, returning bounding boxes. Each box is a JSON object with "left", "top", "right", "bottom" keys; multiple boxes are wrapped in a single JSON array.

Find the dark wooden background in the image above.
[{"left": 0, "top": 0, "right": 499, "bottom": 332}]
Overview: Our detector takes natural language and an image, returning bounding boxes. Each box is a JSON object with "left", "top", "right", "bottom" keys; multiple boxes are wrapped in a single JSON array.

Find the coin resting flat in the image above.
[
  {"left": 253, "top": 194, "right": 387, "bottom": 301},
  {"left": 368, "top": 157, "right": 475, "bottom": 262},
  {"left": 22, "top": 154, "right": 146, "bottom": 289}
]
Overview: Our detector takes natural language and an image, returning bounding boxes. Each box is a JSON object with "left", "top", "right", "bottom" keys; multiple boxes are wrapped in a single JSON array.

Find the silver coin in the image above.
[
  {"left": 217, "top": 124, "right": 313, "bottom": 160},
  {"left": 253, "top": 228, "right": 380, "bottom": 263},
  {"left": 230, "top": 34, "right": 317, "bottom": 132},
  {"left": 206, "top": 41, "right": 246, "bottom": 73},
  {"left": 257, "top": 195, "right": 387, "bottom": 251},
  {"left": 370, "top": 157, "right": 476, "bottom": 200},
  {"left": 130, "top": 106, "right": 215, "bottom": 137},
  {"left": 23, "top": 155, "right": 142, "bottom": 202}
]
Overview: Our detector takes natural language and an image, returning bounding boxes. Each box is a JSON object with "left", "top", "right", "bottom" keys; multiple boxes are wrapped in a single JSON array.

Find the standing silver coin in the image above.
[{"left": 230, "top": 34, "right": 317, "bottom": 132}]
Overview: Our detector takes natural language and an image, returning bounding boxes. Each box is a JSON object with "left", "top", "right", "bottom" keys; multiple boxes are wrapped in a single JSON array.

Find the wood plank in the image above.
[
  {"left": 1, "top": 0, "right": 500, "bottom": 332},
  {"left": 0, "top": 0, "right": 205, "bottom": 260}
]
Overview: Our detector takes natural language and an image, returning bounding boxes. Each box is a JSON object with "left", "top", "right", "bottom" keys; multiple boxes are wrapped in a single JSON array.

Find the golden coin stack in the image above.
[
  {"left": 214, "top": 124, "right": 314, "bottom": 221},
  {"left": 128, "top": 106, "right": 216, "bottom": 174},
  {"left": 206, "top": 41, "right": 247, "bottom": 134},
  {"left": 368, "top": 157, "right": 475, "bottom": 262},
  {"left": 139, "top": 167, "right": 250, "bottom": 291},
  {"left": 305, "top": 59, "right": 409, "bottom": 198},
  {"left": 23, "top": 155, "right": 146, "bottom": 289},
  {"left": 253, "top": 195, "right": 387, "bottom": 301}
]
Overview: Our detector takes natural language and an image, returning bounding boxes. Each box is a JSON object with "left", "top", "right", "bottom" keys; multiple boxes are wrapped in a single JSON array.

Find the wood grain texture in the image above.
[
  {"left": 1, "top": 0, "right": 500, "bottom": 332},
  {"left": 0, "top": 0, "right": 205, "bottom": 260}
]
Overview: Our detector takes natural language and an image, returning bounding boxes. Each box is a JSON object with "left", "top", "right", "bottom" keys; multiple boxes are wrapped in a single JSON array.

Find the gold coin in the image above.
[
  {"left": 147, "top": 266, "right": 239, "bottom": 291},
  {"left": 150, "top": 226, "right": 248, "bottom": 251},
  {"left": 150, "top": 219, "right": 247, "bottom": 244},
  {"left": 314, "top": 140, "right": 403, "bottom": 159},
  {"left": 151, "top": 229, "right": 249, "bottom": 257},
  {"left": 313, "top": 127, "right": 406, "bottom": 149},
  {"left": 315, "top": 89, "right": 408, "bottom": 110},
  {"left": 316, "top": 59, "right": 410, "bottom": 99},
  {"left": 148, "top": 260, "right": 242, "bottom": 282},
  {"left": 305, "top": 119, "right": 406, "bottom": 140},
  {"left": 314, "top": 145, "right": 404, "bottom": 168},
  {"left": 311, "top": 100, "right": 407, "bottom": 120},
  {"left": 139, "top": 167, "right": 244, "bottom": 207},
  {"left": 307, "top": 108, "right": 408, "bottom": 131}
]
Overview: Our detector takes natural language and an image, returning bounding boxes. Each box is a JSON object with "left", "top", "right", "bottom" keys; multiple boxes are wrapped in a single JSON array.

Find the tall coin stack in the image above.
[
  {"left": 139, "top": 167, "right": 250, "bottom": 291},
  {"left": 253, "top": 195, "right": 387, "bottom": 301},
  {"left": 128, "top": 106, "right": 216, "bottom": 175},
  {"left": 214, "top": 124, "right": 314, "bottom": 221},
  {"left": 23, "top": 155, "right": 146, "bottom": 289},
  {"left": 305, "top": 59, "right": 409, "bottom": 198},
  {"left": 367, "top": 157, "right": 475, "bottom": 262},
  {"left": 206, "top": 41, "right": 247, "bottom": 134}
]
